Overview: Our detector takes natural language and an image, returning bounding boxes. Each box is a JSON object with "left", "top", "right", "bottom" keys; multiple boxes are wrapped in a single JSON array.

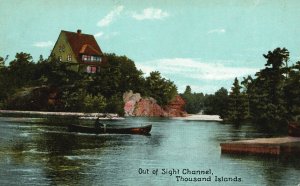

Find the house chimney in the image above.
[{"left": 77, "top": 29, "right": 82, "bottom": 34}]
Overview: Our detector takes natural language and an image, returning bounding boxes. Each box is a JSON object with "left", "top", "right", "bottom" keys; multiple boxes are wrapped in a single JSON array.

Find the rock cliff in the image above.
[
  {"left": 164, "top": 95, "right": 187, "bottom": 117},
  {"left": 123, "top": 90, "right": 187, "bottom": 117}
]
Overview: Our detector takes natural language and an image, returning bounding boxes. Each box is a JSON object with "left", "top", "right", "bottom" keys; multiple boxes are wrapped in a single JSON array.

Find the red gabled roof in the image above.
[
  {"left": 62, "top": 30, "right": 103, "bottom": 62},
  {"left": 79, "top": 44, "right": 101, "bottom": 55}
]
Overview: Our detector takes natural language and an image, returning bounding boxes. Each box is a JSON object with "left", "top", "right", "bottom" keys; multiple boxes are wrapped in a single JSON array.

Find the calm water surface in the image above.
[{"left": 0, "top": 117, "right": 299, "bottom": 186}]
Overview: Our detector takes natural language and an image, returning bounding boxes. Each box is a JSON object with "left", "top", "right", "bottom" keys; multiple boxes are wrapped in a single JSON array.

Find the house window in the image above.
[
  {"left": 82, "top": 55, "right": 87, "bottom": 61},
  {"left": 86, "top": 66, "right": 97, "bottom": 73},
  {"left": 82, "top": 55, "right": 97, "bottom": 62},
  {"left": 82, "top": 55, "right": 91, "bottom": 61},
  {"left": 67, "top": 55, "right": 72, "bottom": 61},
  {"left": 82, "top": 55, "right": 101, "bottom": 62},
  {"left": 92, "top": 56, "right": 101, "bottom": 62},
  {"left": 59, "top": 45, "right": 65, "bottom": 52},
  {"left": 87, "top": 56, "right": 91, "bottom": 61},
  {"left": 94, "top": 56, "right": 98, "bottom": 62}
]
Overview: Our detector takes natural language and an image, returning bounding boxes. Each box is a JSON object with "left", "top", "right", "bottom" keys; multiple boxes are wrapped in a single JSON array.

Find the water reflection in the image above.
[
  {"left": 34, "top": 130, "right": 111, "bottom": 185},
  {"left": 0, "top": 117, "right": 299, "bottom": 185},
  {"left": 221, "top": 153, "right": 300, "bottom": 185}
]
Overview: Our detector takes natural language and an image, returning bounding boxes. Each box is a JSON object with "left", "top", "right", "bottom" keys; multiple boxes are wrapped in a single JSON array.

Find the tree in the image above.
[
  {"left": 105, "top": 94, "right": 124, "bottom": 116},
  {"left": 203, "top": 87, "right": 229, "bottom": 118},
  {"left": 181, "top": 86, "right": 205, "bottom": 114},
  {"left": 214, "top": 87, "right": 230, "bottom": 119},
  {"left": 0, "top": 56, "right": 4, "bottom": 68},
  {"left": 0, "top": 56, "right": 8, "bottom": 107},
  {"left": 284, "top": 61, "right": 300, "bottom": 121},
  {"left": 262, "top": 47, "right": 289, "bottom": 104},
  {"left": 226, "top": 78, "right": 248, "bottom": 123},
  {"left": 245, "top": 48, "right": 290, "bottom": 130},
  {"left": 184, "top": 85, "right": 192, "bottom": 95},
  {"left": 0, "top": 52, "right": 180, "bottom": 113},
  {"left": 145, "top": 71, "right": 178, "bottom": 106},
  {"left": 38, "top": 55, "right": 82, "bottom": 87},
  {"left": 8, "top": 52, "right": 35, "bottom": 87},
  {"left": 83, "top": 94, "right": 107, "bottom": 113}
]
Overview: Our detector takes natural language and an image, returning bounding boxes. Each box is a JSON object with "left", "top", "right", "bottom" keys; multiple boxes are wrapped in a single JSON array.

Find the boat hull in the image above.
[{"left": 68, "top": 124, "right": 152, "bottom": 135}]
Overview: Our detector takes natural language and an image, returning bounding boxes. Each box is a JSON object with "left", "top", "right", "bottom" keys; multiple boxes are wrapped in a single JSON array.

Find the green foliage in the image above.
[
  {"left": 60, "top": 88, "right": 85, "bottom": 112},
  {"left": 83, "top": 94, "right": 107, "bottom": 113},
  {"left": 284, "top": 61, "right": 300, "bottom": 120},
  {"left": 86, "top": 53, "right": 147, "bottom": 98},
  {"left": 219, "top": 47, "right": 294, "bottom": 130},
  {"left": 181, "top": 85, "right": 204, "bottom": 114},
  {"left": 246, "top": 48, "right": 290, "bottom": 130},
  {"left": 0, "top": 56, "right": 4, "bottom": 68},
  {"left": 37, "top": 55, "right": 82, "bottom": 87},
  {"left": 60, "top": 87, "right": 107, "bottom": 113},
  {"left": 105, "top": 94, "right": 125, "bottom": 116},
  {"left": 200, "top": 47, "right": 297, "bottom": 131},
  {"left": 1, "top": 52, "right": 177, "bottom": 114},
  {"left": 0, "top": 65, "right": 8, "bottom": 102},
  {"left": 102, "top": 53, "right": 146, "bottom": 95},
  {"left": 5, "top": 87, "right": 50, "bottom": 111},
  {"left": 145, "top": 71, "right": 178, "bottom": 105},
  {"left": 203, "top": 87, "right": 229, "bottom": 118},
  {"left": 226, "top": 78, "right": 249, "bottom": 123},
  {"left": 9, "top": 52, "right": 35, "bottom": 87}
]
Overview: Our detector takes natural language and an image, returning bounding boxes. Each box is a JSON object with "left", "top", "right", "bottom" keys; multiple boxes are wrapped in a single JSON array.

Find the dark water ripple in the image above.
[{"left": 0, "top": 117, "right": 299, "bottom": 186}]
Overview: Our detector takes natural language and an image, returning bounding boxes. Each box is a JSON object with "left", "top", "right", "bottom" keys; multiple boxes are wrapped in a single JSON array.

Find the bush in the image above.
[{"left": 83, "top": 94, "right": 107, "bottom": 113}]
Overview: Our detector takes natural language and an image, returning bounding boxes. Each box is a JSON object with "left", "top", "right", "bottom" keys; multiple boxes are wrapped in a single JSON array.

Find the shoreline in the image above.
[
  {"left": 0, "top": 110, "right": 118, "bottom": 118},
  {"left": 0, "top": 110, "right": 222, "bottom": 121},
  {"left": 172, "top": 114, "right": 222, "bottom": 121}
]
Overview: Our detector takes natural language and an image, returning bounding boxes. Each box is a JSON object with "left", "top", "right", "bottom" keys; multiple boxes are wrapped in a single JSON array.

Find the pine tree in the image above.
[
  {"left": 247, "top": 48, "right": 290, "bottom": 130},
  {"left": 227, "top": 78, "right": 248, "bottom": 124}
]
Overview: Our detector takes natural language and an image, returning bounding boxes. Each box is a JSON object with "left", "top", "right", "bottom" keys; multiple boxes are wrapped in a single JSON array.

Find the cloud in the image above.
[
  {"left": 97, "top": 5, "right": 124, "bottom": 27},
  {"left": 136, "top": 58, "right": 259, "bottom": 93},
  {"left": 33, "top": 41, "right": 53, "bottom": 48},
  {"left": 207, "top": 28, "right": 226, "bottom": 34},
  {"left": 94, "top": 32, "right": 104, "bottom": 38},
  {"left": 94, "top": 31, "right": 118, "bottom": 40},
  {"left": 136, "top": 58, "right": 258, "bottom": 81},
  {"left": 132, "top": 8, "right": 169, "bottom": 20}
]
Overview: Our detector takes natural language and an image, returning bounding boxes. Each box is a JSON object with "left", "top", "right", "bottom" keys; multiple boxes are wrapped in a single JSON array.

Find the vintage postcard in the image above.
[{"left": 0, "top": 0, "right": 300, "bottom": 185}]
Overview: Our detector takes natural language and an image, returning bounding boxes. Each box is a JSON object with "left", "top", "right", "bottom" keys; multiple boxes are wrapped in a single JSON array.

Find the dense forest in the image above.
[
  {"left": 181, "top": 48, "right": 300, "bottom": 131},
  {"left": 0, "top": 53, "right": 177, "bottom": 115},
  {"left": 1, "top": 47, "right": 299, "bottom": 130}
]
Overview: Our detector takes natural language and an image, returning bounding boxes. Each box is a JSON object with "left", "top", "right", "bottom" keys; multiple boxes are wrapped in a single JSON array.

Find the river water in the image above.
[{"left": 0, "top": 117, "right": 299, "bottom": 186}]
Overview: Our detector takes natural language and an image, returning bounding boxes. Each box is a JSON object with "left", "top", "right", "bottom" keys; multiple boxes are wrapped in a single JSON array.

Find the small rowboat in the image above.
[
  {"left": 288, "top": 122, "right": 300, "bottom": 137},
  {"left": 68, "top": 124, "right": 152, "bottom": 135}
]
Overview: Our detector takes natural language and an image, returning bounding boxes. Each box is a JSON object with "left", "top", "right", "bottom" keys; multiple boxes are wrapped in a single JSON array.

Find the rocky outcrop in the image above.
[
  {"left": 164, "top": 95, "right": 187, "bottom": 117},
  {"left": 5, "top": 86, "right": 61, "bottom": 111},
  {"left": 134, "top": 98, "right": 165, "bottom": 117},
  {"left": 123, "top": 91, "right": 187, "bottom": 117},
  {"left": 123, "top": 90, "right": 142, "bottom": 116}
]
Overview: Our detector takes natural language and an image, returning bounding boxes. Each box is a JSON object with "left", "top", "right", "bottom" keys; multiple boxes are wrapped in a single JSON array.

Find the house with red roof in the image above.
[{"left": 50, "top": 29, "right": 106, "bottom": 73}]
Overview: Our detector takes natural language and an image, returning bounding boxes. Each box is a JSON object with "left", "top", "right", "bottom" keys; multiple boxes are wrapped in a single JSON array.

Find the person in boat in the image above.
[
  {"left": 105, "top": 113, "right": 113, "bottom": 119},
  {"left": 94, "top": 116, "right": 107, "bottom": 132},
  {"left": 94, "top": 117, "right": 104, "bottom": 128}
]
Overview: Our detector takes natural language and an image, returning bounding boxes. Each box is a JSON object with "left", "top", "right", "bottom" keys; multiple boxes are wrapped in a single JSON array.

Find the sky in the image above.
[{"left": 1, "top": 0, "right": 300, "bottom": 93}]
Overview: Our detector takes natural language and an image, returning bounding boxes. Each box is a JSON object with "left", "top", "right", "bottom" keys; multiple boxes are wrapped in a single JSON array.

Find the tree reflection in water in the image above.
[{"left": 35, "top": 130, "right": 110, "bottom": 185}]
